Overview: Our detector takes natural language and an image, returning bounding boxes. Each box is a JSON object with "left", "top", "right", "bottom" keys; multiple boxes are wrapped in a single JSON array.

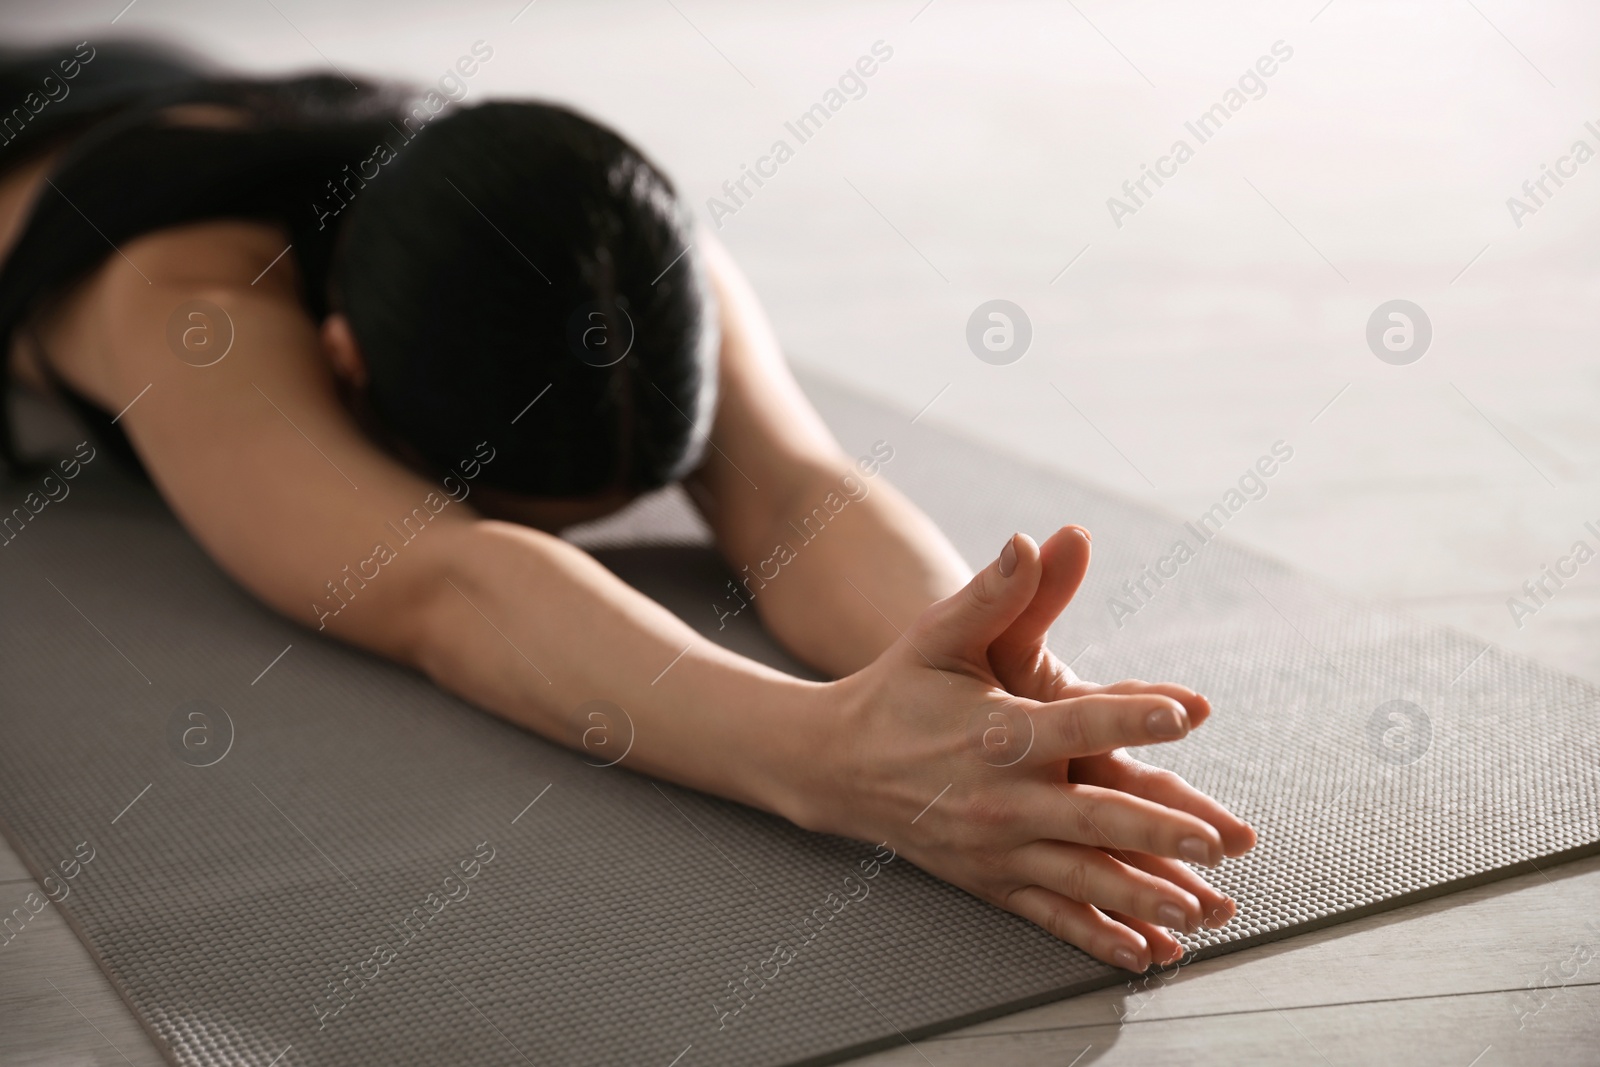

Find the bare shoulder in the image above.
[
  {"left": 37, "top": 218, "right": 311, "bottom": 410},
  {"left": 47, "top": 218, "right": 461, "bottom": 656},
  {"left": 119, "top": 217, "right": 295, "bottom": 289}
]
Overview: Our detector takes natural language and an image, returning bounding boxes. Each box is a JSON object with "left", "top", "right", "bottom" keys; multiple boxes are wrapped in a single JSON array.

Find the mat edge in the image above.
[{"left": 776, "top": 838, "right": 1600, "bottom": 1067}]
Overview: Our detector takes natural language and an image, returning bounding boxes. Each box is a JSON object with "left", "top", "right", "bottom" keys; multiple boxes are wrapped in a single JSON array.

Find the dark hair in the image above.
[{"left": 333, "top": 101, "right": 717, "bottom": 498}]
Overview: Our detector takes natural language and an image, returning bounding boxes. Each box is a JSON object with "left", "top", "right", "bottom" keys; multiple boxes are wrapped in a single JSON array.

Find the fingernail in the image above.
[
  {"left": 1205, "top": 900, "right": 1235, "bottom": 928},
  {"left": 1179, "top": 836, "right": 1215, "bottom": 865},
  {"left": 1146, "top": 705, "right": 1186, "bottom": 738},
  {"left": 1071, "top": 525, "right": 1091, "bottom": 543},
  {"left": 1113, "top": 947, "right": 1141, "bottom": 972},
  {"left": 1156, "top": 903, "right": 1187, "bottom": 930},
  {"left": 998, "top": 535, "right": 1018, "bottom": 577}
]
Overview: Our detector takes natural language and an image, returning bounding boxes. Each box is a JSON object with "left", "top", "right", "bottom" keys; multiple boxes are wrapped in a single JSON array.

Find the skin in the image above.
[{"left": 2, "top": 137, "right": 1254, "bottom": 972}]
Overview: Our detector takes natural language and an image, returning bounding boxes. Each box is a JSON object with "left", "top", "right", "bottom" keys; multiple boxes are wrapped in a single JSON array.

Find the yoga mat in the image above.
[{"left": 0, "top": 374, "right": 1596, "bottom": 1067}]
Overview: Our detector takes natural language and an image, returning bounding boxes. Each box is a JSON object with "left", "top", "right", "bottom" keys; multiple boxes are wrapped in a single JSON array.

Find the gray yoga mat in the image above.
[{"left": 1, "top": 374, "right": 1597, "bottom": 1067}]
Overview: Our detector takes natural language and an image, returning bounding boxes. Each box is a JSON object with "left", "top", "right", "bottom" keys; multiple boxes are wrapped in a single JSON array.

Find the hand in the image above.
[
  {"left": 802, "top": 535, "right": 1247, "bottom": 972},
  {"left": 986, "top": 526, "right": 1257, "bottom": 966}
]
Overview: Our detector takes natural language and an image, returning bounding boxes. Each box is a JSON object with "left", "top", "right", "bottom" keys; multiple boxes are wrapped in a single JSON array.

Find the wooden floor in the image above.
[{"left": 3, "top": 0, "right": 1599, "bottom": 1063}]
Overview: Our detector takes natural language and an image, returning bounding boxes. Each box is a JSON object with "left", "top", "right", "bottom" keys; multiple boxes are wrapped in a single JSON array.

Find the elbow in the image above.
[{"left": 400, "top": 518, "right": 562, "bottom": 686}]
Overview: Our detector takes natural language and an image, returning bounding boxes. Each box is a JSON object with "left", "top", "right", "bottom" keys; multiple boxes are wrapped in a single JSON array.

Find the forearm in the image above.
[
  {"left": 727, "top": 462, "right": 972, "bottom": 677},
  {"left": 394, "top": 519, "right": 828, "bottom": 823},
  {"left": 686, "top": 235, "right": 968, "bottom": 673}
]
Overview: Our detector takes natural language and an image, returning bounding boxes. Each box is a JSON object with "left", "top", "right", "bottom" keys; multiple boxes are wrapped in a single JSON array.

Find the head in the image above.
[{"left": 328, "top": 101, "right": 717, "bottom": 523}]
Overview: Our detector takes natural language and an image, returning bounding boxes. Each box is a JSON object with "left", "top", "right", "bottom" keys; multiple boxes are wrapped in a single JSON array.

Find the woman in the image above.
[{"left": 0, "top": 39, "right": 1254, "bottom": 973}]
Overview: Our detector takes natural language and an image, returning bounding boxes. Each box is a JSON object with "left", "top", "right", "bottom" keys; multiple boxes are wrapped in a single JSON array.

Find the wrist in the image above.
[{"left": 754, "top": 672, "right": 856, "bottom": 835}]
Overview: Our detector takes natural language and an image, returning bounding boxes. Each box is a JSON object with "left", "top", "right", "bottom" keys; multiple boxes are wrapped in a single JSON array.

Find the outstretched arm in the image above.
[
  {"left": 686, "top": 234, "right": 971, "bottom": 676},
  {"left": 51, "top": 221, "right": 828, "bottom": 819}
]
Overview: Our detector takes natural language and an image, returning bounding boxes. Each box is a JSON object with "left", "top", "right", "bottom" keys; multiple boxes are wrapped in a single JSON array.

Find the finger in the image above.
[
  {"left": 1117, "top": 851, "right": 1236, "bottom": 929},
  {"left": 1005, "top": 885, "right": 1150, "bottom": 972},
  {"left": 992, "top": 525, "right": 1091, "bottom": 656},
  {"left": 915, "top": 532, "right": 1041, "bottom": 669},
  {"left": 1107, "top": 911, "right": 1184, "bottom": 965},
  {"left": 1098, "top": 680, "right": 1211, "bottom": 730},
  {"left": 1022, "top": 781, "right": 1225, "bottom": 867},
  {"left": 1060, "top": 679, "right": 1212, "bottom": 730},
  {"left": 1074, "top": 753, "right": 1256, "bottom": 857},
  {"left": 1030, "top": 693, "right": 1193, "bottom": 762},
  {"left": 1011, "top": 840, "right": 1205, "bottom": 933}
]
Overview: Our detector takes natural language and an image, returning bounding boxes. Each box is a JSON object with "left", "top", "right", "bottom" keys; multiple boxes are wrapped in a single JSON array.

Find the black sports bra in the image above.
[{"left": 0, "top": 40, "right": 410, "bottom": 480}]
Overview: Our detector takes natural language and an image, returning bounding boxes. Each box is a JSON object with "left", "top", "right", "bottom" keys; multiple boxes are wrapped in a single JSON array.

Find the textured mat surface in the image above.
[{"left": 0, "top": 376, "right": 1597, "bottom": 1067}]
